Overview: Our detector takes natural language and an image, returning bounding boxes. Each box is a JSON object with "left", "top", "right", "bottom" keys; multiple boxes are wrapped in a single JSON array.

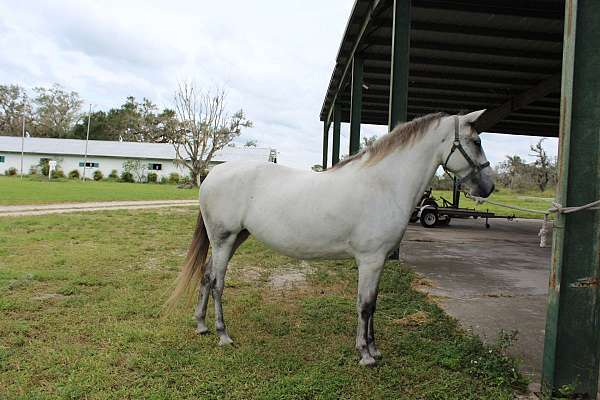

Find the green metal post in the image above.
[
  {"left": 332, "top": 104, "right": 341, "bottom": 165},
  {"left": 349, "top": 56, "right": 363, "bottom": 155},
  {"left": 322, "top": 120, "right": 329, "bottom": 170},
  {"left": 388, "top": 0, "right": 411, "bottom": 130},
  {"left": 542, "top": 0, "right": 600, "bottom": 397}
]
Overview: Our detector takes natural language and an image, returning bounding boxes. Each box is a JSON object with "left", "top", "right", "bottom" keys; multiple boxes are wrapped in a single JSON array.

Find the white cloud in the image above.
[{"left": 0, "top": 0, "right": 558, "bottom": 170}]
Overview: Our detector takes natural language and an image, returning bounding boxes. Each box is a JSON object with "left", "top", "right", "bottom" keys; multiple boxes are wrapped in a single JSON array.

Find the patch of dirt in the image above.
[
  {"left": 31, "top": 293, "right": 66, "bottom": 301},
  {"left": 269, "top": 261, "right": 315, "bottom": 289},
  {"left": 393, "top": 310, "right": 430, "bottom": 327},
  {"left": 233, "top": 267, "right": 263, "bottom": 282}
]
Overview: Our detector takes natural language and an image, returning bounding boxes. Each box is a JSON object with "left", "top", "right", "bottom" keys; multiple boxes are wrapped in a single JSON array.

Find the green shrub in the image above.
[
  {"left": 168, "top": 172, "right": 180, "bottom": 184},
  {"left": 5, "top": 167, "right": 17, "bottom": 176},
  {"left": 68, "top": 169, "right": 80, "bottom": 179},
  {"left": 179, "top": 175, "right": 191, "bottom": 185},
  {"left": 93, "top": 170, "right": 103, "bottom": 181},
  {"left": 159, "top": 176, "right": 168, "bottom": 184},
  {"left": 147, "top": 172, "right": 158, "bottom": 183},
  {"left": 29, "top": 166, "right": 37, "bottom": 175},
  {"left": 120, "top": 171, "right": 134, "bottom": 183},
  {"left": 108, "top": 169, "right": 118, "bottom": 179},
  {"left": 51, "top": 169, "right": 65, "bottom": 179}
]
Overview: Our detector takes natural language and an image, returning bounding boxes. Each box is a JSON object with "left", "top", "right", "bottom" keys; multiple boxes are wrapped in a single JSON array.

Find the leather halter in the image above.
[{"left": 442, "top": 116, "right": 490, "bottom": 185}]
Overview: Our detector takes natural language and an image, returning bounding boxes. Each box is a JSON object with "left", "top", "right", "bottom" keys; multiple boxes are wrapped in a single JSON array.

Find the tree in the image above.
[
  {"left": 122, "top": 159, "right": 147, "bottom": 182},
  {"left": 33, "top": 84, "right": 83, "bottom": 138},
  {"left": 244, "top": 139, "right": 257, "bottom": 147},
  {"left": 167, "top": 82, "right": 252, "bottom": 185},
  {"left": 530, "top": 138, "right": 555, "bottom": 192},
  {"left": 311, "top": 164, "right": 323, "bottom": 172},
  {"left": 0, "top": 84, "right": 32, "bottom": 135},
  {"left": 360, "top": 135, "right": 377, "bottom": 149}
]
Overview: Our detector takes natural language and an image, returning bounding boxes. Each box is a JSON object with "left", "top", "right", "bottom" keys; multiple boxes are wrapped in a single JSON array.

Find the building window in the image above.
[
  {"left": 148, "top": 163, "right": 162, "bottom": 171},
  {"left": 0, "top": 156, "right": 4, "bottom": 163},
  {"left": 79, "top": 161, "right": 99, "bottom": 168}
]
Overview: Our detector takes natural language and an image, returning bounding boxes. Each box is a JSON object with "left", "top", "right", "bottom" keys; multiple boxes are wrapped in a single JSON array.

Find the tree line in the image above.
[{"left": 0, "top": 82, "right": 253, "bottom": 185}]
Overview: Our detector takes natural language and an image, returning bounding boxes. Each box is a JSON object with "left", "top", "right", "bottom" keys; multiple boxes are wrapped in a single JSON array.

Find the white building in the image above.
[{"left": 0, "top": 136, "right": 277, "bottom": 179}]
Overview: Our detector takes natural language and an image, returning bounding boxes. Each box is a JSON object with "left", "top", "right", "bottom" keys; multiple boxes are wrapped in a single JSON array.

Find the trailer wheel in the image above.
[
  {"left": 438, "top": 216, "right": 451, "bottom": 227},
  {"left": 420, "top": 209, "right": 438, "bottom": 228}
]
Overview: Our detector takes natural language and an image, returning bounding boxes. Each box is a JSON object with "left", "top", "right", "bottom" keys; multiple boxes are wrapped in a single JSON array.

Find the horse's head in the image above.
[{"left": 441, "top": 110, "right": 495, "bottom": 198}]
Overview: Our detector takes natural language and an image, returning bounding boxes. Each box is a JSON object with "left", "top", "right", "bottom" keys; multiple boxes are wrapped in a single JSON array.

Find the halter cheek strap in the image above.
[{"left": 442, "top": 116, "right": 490, "bottom": 185}]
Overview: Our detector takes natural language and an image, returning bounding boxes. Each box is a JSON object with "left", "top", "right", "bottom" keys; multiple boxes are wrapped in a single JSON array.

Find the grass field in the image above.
[
  {"left": 0, "top": 208, "right": 526, "bottom": 399},
  {"left": 0, "top": 176, "right": 197, "bottom": 205},
  {"left": 433, "top": 188, "right": 555, "bottom": 220}
]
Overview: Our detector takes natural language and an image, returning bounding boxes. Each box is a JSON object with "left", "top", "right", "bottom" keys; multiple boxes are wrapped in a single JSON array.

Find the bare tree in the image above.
[{"left": 169, "top": 82, "right": 252, "bottom": 185}]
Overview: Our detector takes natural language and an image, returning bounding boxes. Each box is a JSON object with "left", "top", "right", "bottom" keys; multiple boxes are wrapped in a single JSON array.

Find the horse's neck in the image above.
[{"left": 359, "top": 125, "right": 445, "bottom": 204}]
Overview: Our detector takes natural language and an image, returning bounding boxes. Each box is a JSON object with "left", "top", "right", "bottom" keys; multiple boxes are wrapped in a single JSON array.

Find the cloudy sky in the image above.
[{"left": 0, "top": 0, "right": 558, "bottom": 169}]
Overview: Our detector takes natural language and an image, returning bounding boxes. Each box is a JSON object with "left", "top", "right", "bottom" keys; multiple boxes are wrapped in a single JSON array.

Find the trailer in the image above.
[{"left": 411, "top": 180, "right": 515, "bottom": 229}]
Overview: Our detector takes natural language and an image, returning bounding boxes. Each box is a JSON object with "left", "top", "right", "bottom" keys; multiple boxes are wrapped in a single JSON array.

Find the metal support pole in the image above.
[
  {"left": 332, "top": 104, "right": 341, "bottom": 166},
  {"left": 388, "top": 0, "right": 411, "bottom": 130},
  {"left": 20, "top": 117, "right": 25, "bottom": 179},
  {"left": 322, "top": 119, "right": 329, "bottom": 170},
  {"left": 542, "top": 0, "right": 600, "bottom": 397},
  {"left": 349, "top": 56, "right": 363, "bottom": 155},
  {"left": 82, "top": 105, "right": 91, "bottom": 180}
]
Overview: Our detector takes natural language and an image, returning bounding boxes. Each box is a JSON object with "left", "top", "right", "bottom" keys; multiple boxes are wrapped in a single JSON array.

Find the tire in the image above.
[
  {"left": 438, "top": 216, "right": 451, "bottom": 227},
  {"left": 420, "top": 209, "right": 439, "bottom": 228},
  {"left": 410, "top": 211, "right": 419, "bottom": 223},
  {"left": 422, "top": 199, "right": 438, "bottom": 208}
]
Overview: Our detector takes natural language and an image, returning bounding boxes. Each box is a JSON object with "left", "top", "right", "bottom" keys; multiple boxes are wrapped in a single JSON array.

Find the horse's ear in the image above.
[{"left": 462, "top": 109, "right": 486, "bottom": 124}]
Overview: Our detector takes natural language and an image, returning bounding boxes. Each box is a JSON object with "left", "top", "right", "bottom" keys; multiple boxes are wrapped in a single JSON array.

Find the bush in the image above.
[
  {"left": 93, "top": 170, "right": 103, "bottom": 181},
  {"left": 147, "top": 172, "right": 158, "bottom": 183},
  {"left": 29, "top": 166, "right": 37, "bottom": 175},
  {"left": 179, "top": 175, "right": 192, "bottom": 185},
  {"left": 168, "top": 172, "right": 180, "bottom": 184},
  {"left": 120, "top": 171, "right": 134, "bottom": 183},
  {"left": 159, "top": 176, "right": 168, "bottom": 184},
  {"left": 68, "top": 169, "right": 80, "bottom": 179},
  {"left": 108, "top": 169, "right": 119, "bottom": 179},
  {"left": 51, "top": 169, "right": 65, "bottom": 179},
  {"left": 5, "top": 167, "right": 17, "bottom": 176}
]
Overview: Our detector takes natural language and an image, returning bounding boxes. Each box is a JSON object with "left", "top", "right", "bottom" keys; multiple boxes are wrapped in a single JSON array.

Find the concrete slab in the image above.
[{"left": 400, "top": 218, "right": 551, "bottom": 382}]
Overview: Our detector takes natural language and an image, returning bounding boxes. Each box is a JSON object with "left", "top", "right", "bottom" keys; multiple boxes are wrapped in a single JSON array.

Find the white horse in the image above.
[{"left": 168, "top": 110, "right": 494, "bottom": 366}]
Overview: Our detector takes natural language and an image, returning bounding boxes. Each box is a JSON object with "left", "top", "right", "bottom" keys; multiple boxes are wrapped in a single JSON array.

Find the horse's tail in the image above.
[{"left": 166, "top": 211, "right": 210, "bottom": 308}]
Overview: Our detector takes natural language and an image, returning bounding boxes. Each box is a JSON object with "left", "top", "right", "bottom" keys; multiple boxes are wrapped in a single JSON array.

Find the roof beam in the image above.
[
  {"left": 322, "top": 0, "right": 387, "bottom": 124},
  {"left": 474, "top": 73, "right": 562, "bottom": 131},
  {"left": 412, "top": 0, "right": 565, "bottom": 19}
]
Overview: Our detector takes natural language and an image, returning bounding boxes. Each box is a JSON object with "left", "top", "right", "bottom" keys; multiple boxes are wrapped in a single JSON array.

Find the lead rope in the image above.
[{"left": 464, "top": 193, "right": 600, "bottom": 248}]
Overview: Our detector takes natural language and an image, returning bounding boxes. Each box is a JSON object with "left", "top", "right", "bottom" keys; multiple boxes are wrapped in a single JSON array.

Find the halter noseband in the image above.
[{"left": 442, "top": 116, "right": 490, "bottom": 185}]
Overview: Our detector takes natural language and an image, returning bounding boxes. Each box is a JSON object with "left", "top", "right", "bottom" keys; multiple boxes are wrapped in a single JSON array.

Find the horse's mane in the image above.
[{"left": 330, "top": 112, "right": 447, "bottom": 170}]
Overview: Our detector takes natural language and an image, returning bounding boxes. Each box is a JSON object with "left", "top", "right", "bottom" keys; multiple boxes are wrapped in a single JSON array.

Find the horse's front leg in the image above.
[{"left": 355, "top": 255, "right": 385, "bottom": 366}]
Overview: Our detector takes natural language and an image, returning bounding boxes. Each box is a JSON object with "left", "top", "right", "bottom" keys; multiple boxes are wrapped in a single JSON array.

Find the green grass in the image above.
[
  {"left": 0, "top": 209, "right": 527, "bottom": 399},
  {"left": 433, "top": 188, "right": 556, "bottom": 220},
  {"left": 0, "top": 176, "right": 197, "bottom": 205}
]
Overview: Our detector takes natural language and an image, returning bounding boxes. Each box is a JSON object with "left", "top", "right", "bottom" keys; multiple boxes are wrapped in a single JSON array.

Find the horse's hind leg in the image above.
[
  {"left": 194, "top": 256, "right": 212, "bottom": 334},
  {"left": 194, "top": 230, "right": 249, "bottom": 336}
]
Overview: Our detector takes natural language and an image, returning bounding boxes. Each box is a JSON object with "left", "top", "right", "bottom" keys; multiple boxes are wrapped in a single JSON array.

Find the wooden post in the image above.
[
  {"left": 332, "top": 104, "right": 341, "bottom": 165},
  {"left": 388, "top": 0, "right": 411, "bottom": 130},
  {"left": 542, "top": 0, "right": 600, "bottom": 397},
  {"left": 349, "top": 56, "right": 363, "bottom": 155}
]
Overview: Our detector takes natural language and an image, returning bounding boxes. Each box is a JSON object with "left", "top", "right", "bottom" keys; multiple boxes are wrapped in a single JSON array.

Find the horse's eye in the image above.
[{"left": 474, "top": 139, "right": 481, "bottom": 147}]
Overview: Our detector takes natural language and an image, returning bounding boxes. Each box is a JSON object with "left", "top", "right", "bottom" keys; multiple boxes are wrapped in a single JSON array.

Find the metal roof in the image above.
[
  {"left": 320, "top": 0, "right": 564, "bottom": 137},
  {"left": 0, "top": 136, "right": 274, "bottom": 163}
]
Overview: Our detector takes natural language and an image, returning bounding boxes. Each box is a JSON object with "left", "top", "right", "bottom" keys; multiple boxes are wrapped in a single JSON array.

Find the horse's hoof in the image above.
[
  {"left": 359, "top": 356, "right": 377, "bottom": 367},
  {"left": 218, "top": 336, "right": 233, "bottom": 346},
  {"left": 196, "top": 323, "right": 210, "bottom": 335}
]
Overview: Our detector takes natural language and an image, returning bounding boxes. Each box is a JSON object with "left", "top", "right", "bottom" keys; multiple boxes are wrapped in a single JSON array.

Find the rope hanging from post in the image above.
[{"left": 464, "top": 193, "right": 600, "bottom": 248}]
